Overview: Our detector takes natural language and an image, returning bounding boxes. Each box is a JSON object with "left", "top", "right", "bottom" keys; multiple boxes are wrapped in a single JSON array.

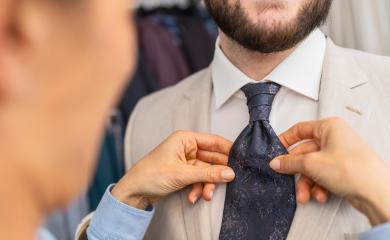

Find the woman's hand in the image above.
[
  {"left": 112, "top": 131, "right": 235, "bottom": 210},
  {"left": 269, "top": 117, "right": 390, "bottom": 225}
]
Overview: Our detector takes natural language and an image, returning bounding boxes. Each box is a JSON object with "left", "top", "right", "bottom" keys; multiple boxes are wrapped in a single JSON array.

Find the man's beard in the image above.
[{"left": 204, "top": 0, "right": 333, "bottom": 53}]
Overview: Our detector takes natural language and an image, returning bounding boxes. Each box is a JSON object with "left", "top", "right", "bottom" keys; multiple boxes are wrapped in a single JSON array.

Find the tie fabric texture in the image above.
[{"left": 219, "top": 82, "right": 296, "bottom": 240}]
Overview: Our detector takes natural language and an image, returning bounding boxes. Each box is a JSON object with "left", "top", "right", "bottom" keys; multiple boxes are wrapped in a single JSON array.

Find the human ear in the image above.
[{"left": 0, "top": 0, "right": 51, "bottom": 102}]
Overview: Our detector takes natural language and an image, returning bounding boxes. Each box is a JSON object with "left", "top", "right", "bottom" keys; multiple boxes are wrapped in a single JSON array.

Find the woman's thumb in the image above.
[{"left": 270, "top": 154, "right": 309, "bottom": 175}]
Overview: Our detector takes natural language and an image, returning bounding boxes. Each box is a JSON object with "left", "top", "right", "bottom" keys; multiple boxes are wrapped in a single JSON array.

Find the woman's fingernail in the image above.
[
  {"left": 270, "top": 158, "right": 281, "bottom": 170},
  {"left": 192, "top": 196, "right": 198, "bottom": 205},
  {"left": 221, "top": 169, "right": 235, "bottom": 180},
  {"left": 297, "top": 191, "right": 307, "bottom": 204},
  {"left": 209, "top": 191, "right": 214, "bottom": 199},
  {"left": 315, "top": 192, "right": 327, "bottom": 204}
]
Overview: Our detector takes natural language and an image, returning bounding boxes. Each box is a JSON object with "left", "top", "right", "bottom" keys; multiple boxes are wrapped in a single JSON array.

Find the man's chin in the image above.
[
  {"left": 244, "top": 0, "right": 288, "bottom": 16},
  {"left": 248, "top": 17, "right": 296, "bottom": 38},
  {"left": 250, "top": 0, "right": 286, "bottom": 8},
  {"left": 250, "top": 5, "right": 298, "bottom": 25}
]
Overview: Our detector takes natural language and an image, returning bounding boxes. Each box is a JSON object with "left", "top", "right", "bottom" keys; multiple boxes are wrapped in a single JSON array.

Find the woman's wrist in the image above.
[
  {"left": 355, "top": 160, "right": 390, "bottom": 225},
  {"left": 349, "top": 196, "right": 389, "bottom": 226},
  {"left": 366, "top": 186, "right": 390, "bottom": 225},
  {"left": 111, "top": 180, "right": 151, "bottom": 210}
]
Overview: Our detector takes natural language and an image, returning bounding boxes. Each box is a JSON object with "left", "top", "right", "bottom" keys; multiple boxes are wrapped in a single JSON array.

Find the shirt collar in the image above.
[{"left": 211, "top": 28, "right": 326, "bottom": 109}]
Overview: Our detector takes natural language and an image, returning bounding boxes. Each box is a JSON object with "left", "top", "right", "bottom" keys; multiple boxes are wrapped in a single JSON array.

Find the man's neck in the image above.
[
  {"left": 219, "top": 32, "right": 297, "bottom": 81},
  {"left": 0, "top": 164, "right": 43, "bottom": 240}
]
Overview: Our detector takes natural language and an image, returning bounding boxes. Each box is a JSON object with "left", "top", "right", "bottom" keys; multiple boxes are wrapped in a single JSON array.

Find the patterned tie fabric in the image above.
[{"left": 219, "top": 82, "right": 296, "bottom": 240}]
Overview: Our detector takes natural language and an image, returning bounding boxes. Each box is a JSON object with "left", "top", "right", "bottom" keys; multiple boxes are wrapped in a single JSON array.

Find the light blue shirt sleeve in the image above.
[
  {"left": 86, "top": 184, "right": 155, "bottom": 240},
  {"left": 360, "top": 222, "right": 390, "bottom": 240},
  {"left": 37, "top": 228, "right": 56, "bottom": 240}
]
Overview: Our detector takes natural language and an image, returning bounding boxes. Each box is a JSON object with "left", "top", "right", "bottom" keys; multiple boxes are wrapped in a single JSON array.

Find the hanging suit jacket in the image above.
[
  {"left": 76, "top": 39, "right": 390, "bottom": 240},
  {"left": 138, "top": 16, "right": 190, "bottom": 88}
]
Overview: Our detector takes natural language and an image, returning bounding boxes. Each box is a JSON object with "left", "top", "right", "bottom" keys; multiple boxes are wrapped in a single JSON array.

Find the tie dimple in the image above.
[{"left": 241, "top": 82, "right": 281, "bottom": 122}]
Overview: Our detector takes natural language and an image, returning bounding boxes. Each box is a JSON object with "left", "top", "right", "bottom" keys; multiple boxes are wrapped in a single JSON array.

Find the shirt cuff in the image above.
[
  {"left": 359, "top": 222, "right": 390, "bottom": 240},
  {"left": 87, "top": 184, "right": 155, "bottom": 240}
]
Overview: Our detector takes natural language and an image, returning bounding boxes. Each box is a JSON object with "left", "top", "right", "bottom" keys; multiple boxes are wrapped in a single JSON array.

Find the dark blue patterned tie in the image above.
[{"left": 219, "top": 82, "right": 296, "bottom": 240}]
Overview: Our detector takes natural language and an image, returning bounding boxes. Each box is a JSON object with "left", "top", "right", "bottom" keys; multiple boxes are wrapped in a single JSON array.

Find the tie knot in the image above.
[{"left": 241, "top": 82, "right": 281, "bottom": 122}]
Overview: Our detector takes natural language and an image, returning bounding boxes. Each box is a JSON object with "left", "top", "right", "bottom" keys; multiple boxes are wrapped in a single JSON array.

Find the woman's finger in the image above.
[
  {"left": 196, "top": 150, "right": 228, "bottom": 165},
  {"left": 188, "top": 160, "right": 217, "bottom": 203},
  {"left": 296, "top": 175, "right": 314, "bottom": 204},
  {"left": 278, "top": 121, "right": 324, "bottom": 148},
  {"left": 289, "top": 141, "right": 319, "bottom": 155},
  {"left": 312, "top": 184, "right": 329, "bottom": 204},
  {"left": 191, "top": 132, "right": 233, "bottom": 155},
  {"left": 188, "top": 182, "right": 204, "bottom": 204},
  {"left": 270, "top": 151, "right": 319, "bottom": 176},
  {"left": 202, "top": 183, "right": 216, "bottom": 201},
  {"left": 195, "top": 160, "right": 217, "bottom": 201}
]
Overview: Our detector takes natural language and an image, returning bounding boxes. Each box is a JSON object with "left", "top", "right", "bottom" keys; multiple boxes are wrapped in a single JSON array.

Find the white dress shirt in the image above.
[
  {"left": 209, "top": 28, "right": 326, "bottom": 238},
  {"left": 210, "top": 28, "right": 326, "bottom": 140}
]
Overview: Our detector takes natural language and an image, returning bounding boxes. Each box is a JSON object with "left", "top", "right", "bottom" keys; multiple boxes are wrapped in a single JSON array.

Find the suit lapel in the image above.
[
  {"left": 287, "top": 39, "right": 372, "bottom": 240},
  {"left": 172, "top": 69, "right": 213, "bottom": 240}
]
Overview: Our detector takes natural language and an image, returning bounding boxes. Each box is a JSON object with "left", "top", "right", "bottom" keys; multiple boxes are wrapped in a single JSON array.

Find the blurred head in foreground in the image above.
[{"left": 0, "top": 0, "right": 136, "bottom": 219}]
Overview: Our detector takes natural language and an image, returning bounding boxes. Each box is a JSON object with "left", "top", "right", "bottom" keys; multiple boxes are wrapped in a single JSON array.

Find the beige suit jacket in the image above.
[{"left": 76, "top": 39, "right": 390, "bottom": 240}]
